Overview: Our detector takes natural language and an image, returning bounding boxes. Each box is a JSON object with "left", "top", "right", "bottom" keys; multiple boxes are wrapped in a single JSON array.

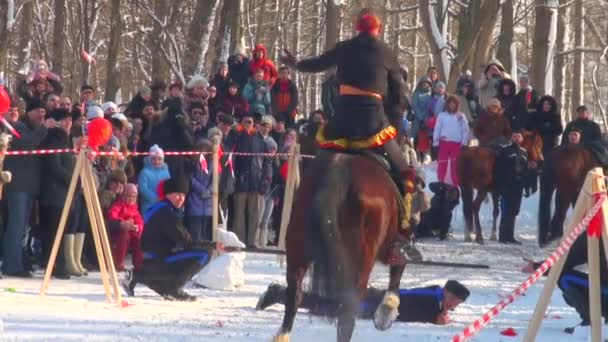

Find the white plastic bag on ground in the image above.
[{"left": 193, "top": 228, "right": 246, "bottom": 291}]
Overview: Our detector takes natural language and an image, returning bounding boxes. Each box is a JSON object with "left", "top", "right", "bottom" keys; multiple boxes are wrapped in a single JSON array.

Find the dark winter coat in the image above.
[
  {"left": 17, "top": 78, "right": 64, "bottom": 105},
  {"left": 4, "top": 119, "right": 48, "bottom": 195},
  {"left": 321, "top": 76, "right": 339, "bottom": 118},
  {"left": 39, "top": 128, "right": 75, "bottom": 206},
  {"left": 221, "top": 93, "right": 250, "bottom": 119},
  {"left": 225, "top": 128, "right": 272, "bottom": 194},
  {"left": 496, "top": 79, "right": 528, "bottom": 132},
  {"left": 227, "top": 55, "right": 251, "bottom": 90},
  {"left": 526, "top": 96, "right": 563, "bottom": 149},
  {"left": 125, "top": 93, "right": 152, "bottom": 120},
  {"left": 271, "top": 79, "right": 299, "bottom": 121},
  {"left": 294, "top": 32, "right": 406, "bottom": 138},
  {"left": 562, "top": 118, "right": 602, "bottom": 146},
  {"left": 494, "top": 143, "right": 534, "bottom": 193},
  {"left": 516, "top": 87, "right": 540, "bottom": 114},
  {"left": 150, "top": 99, "right": 194, "bottom": 152},
  {"left": 211, "top": 74, "right": 231, "bottom": 100},
  {"left": 141, "top": 200, "right": 192, "bottom": 256},
  {"left": 186, "top": 160, "right": 213, "bottom": 217}
]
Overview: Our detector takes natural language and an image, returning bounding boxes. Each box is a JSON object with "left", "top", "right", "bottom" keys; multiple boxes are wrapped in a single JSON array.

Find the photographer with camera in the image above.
[{"left": 478, "top": 59, "right": 510, "bottom": 110}]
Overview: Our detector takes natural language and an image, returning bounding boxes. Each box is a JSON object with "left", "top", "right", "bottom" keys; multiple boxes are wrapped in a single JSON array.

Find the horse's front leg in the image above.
[
  {"left": 274, "top": 264, "right": 308, "bottom": 342},
  {"left": 473, "top": 190, "right": 487, "bottom": 244},
  {"left": 490, "top": 192, "right": 500, "bottom": 241},
  {"left": 374, "top": 264, "right": 405, "bottom": 331}
]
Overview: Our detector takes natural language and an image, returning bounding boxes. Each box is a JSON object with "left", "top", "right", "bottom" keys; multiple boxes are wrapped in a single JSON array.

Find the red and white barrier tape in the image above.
[
  {"left": 1, "top": 148, "right": 316, "bottom": 158},
  {"left": 452, "top": 193, "right": 607, "bottom": 342}
]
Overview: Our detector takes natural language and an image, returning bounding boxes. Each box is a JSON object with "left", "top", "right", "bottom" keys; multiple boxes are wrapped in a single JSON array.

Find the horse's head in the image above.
[{"left": 521, "top": 130, "right": 543, "bottom": 164}]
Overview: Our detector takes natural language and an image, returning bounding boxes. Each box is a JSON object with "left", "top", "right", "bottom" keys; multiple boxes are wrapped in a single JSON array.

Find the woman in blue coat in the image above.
[{"left": 138, "top": 144, "right": 170, "bottom": 214}]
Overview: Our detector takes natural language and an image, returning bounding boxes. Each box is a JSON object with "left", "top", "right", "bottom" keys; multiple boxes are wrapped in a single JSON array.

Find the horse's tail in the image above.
[
  {"left": 538, "top": 157, "right": 555, "bottom": 246},
  {"left": 307, "top": 157, "right": 354, "bottom": 318}
]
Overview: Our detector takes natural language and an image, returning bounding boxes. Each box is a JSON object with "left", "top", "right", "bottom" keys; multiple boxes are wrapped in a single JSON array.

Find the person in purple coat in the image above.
[{"left": 185, "top": 140, "right": 214, "bottom": 242}]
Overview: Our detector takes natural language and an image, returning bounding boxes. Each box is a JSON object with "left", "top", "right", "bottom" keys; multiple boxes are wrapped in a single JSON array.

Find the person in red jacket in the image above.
[
  {"left": 107, "top": 183, "right": 144, "bottom": 272},
  {"left": 222, "top": 81, "right": 250, "bottom": 120},
  {"left": 250, "top": 44, "right": 278, "bottom": 85},
  {"left": 271, "top": 67, "right": 299, "bottom": 127}
]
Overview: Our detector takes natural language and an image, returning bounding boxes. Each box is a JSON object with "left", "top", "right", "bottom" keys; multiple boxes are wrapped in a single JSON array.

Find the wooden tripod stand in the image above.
[
  {"left": 39, "top": 148, "right": 122, "bottom": 304},
  {"left": 525, "top": 167, "right": 608, "bottom": 342}
]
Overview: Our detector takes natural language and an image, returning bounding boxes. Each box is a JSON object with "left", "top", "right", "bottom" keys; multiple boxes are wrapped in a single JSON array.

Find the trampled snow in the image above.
[{"left": 0, "top": 163, "right": 595, "bottom": 341}]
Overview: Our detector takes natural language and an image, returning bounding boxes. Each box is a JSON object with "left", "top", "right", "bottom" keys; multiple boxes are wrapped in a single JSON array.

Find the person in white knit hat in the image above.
[{"left": 137, "top": 144, "right": 170, "bottom": 213}]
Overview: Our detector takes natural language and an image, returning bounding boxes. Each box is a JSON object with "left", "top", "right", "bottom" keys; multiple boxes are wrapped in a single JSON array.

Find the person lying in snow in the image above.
[
  {"left": 414, "top": 182, "right": 460, "bottom": 240},
  {"left": 256, "top": 280, "right": 470, "bottom": 325},
  {"left": 522, "top": 233, "right": 608, "bottom": 334},
  {"left": 122, "top": 175, "right": 220, "bottom": 301}
]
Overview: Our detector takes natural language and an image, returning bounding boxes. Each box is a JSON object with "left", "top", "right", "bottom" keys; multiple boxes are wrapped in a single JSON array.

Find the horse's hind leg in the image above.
[
  {"left": 473, "top": 190, "right": 487, "bottom": 244},
  {"left": 337, "top": 310, "right": 356, "bottom": 342},
  {"left": 461, "top": 186, "right": 474, "bottom": 242},
  {"left": 490, "top": 192, "right": 500, "bottom": 241},
  {"left": 374, "top": 263, "right": 405, "bottom": 331},
  {"left": 548, "top": 191, "right": 569, "bottom": 243},
  {"left": 274, "top": 264, "right": 308, "bottom": 342}
]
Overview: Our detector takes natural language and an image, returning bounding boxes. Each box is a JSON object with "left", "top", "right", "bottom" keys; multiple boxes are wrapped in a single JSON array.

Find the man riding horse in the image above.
[{"left": 281, "top": 10, "right": 414, "bottom": 263}]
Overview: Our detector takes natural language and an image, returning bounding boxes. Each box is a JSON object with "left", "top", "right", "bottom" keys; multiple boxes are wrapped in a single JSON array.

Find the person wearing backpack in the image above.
[{"left": 494, "top": 132, "right": 535, "bottom": 244}]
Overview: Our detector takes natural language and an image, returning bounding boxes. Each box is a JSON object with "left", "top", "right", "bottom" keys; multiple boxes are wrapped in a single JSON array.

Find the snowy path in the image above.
[{"left": 0, "top": 164, "right": 595, "bottom": 341}]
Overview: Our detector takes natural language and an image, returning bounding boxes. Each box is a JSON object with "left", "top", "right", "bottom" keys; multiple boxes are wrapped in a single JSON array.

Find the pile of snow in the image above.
[{"left": 193, "top": 228, "right": 246, "bottom": 291}]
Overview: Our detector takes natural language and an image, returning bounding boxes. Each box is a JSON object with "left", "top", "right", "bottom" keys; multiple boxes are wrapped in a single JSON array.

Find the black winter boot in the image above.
[{"left": 256, "top": 283, "right": 286, "bottom": 310}]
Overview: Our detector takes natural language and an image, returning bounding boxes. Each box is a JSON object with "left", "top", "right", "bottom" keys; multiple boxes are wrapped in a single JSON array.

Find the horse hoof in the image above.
[
  {"left": 475, "top": 236, "right": 484, "bottom": 245},
  {"left": 490, "top": 233, "right": 497, "bottom": 241},
  {"left": 273, "top": 333, "right": 290, "bottom": 342},
  {"left": 464, "top": 232, "right": 472, "bottom": 243},
  {"left": 373, "top": 292, "right": 399, "bottom": 331}
]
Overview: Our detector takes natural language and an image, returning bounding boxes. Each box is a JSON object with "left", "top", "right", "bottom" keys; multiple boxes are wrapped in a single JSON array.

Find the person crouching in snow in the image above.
[
  {"left": 257, "top": 280, "right": 470, "bottom": 325},
  {"left": 108, "top": 184, "right": 144, "bottom": 272},
  {"left": 122, "top": 175, "right": 218, "bottom": 301}
]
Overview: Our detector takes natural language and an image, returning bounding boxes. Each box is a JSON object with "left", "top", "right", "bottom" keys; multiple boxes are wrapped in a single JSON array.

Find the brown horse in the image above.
[
  {"left": 273, "top": 150, "right": 408, "bottom": 342},
  {"left": 457, "top": 131, "right": 543, "bottom": 244},
  {"left": 538, "top": 144, "right": 599, "bottom": 247}
]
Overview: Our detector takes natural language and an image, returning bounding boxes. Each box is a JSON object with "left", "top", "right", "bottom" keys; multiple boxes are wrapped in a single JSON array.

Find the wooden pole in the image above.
[
  {"left": 587, "top": 168, "right": 606, "bottom": 342},
  {"left": 211, "top": 138, "right": 220, "bottom": 242},
  {"left": 82, "top": 160, "right": 122, "bottom": 303},
  {"left": 524, "top": 167, "right": 604, "bottom": 341},
  {"left": 40, "top": 150, "right": 86, "bottom": 296},
  {"left": 79, "top": 159, "right": 113, "bottom": 301},
  {"left": 277, "top": 144, "right": 300, "bottom": 266}
]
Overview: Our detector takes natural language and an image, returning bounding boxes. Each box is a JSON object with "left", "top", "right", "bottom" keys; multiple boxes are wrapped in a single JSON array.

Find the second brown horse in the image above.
[{"left": 457, "top": 131, "right": 543, "bottom": 244}]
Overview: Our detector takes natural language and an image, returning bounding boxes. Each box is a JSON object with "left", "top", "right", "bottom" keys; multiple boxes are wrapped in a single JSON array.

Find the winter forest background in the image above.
[{"left": 0, "top": 0, "right": 607, "bottom": 127}]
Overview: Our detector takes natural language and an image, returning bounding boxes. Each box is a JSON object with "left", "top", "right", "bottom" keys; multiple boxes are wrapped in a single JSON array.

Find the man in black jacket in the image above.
[
  {"left": 2, "top": 99, "right": 53, "bottom": 277},
  {"left": 123, "top": 176, "right": 216, "bottom": 301},
  {"left": 224, "top": 113, "right": 272, "bottom": 247},
  {"left": 256, "top": 280, "right": 470, "bottom": 325},
  {"left": 523, "top": 233, "right": 608, "bottom": 333},
  {"left": 562, "top": 105, "right": 602, "bottom": 147},
  {"left": 228, "top": 48, "right": 250, "bottom": 91}
]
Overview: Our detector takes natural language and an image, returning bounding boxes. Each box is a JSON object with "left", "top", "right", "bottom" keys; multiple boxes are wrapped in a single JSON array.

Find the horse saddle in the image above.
[{"left": 323, "top": 148, "right": 406, "bottom": 229}]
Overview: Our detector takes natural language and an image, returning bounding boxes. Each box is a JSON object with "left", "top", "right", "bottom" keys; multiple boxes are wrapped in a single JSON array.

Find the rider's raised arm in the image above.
[{"left": 295, "top": 43, "right": 340, "bottom": 73}]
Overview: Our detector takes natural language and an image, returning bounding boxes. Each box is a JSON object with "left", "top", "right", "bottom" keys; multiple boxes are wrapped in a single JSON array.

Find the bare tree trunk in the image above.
[
  {"left": 326, "top": 0, "right": 340, "bottom": 50},
  {"left": 151, "top": 0, "right": 171, "bottom": 82},
  {"left": 530, "top": 0, "right": 558, "bottom": 96},
  {"left": 255, "top": 0, "right": 268, "bottom": 44},
  {"left": 291, "top": 0, "right": 301, "bottom": 87},
  {"left": 419, "top": 0, "right": 449, "bottom": 81},
  {"left": 571, "top": 0, "right": 584, "bottom": 113},
  {"left": 553, "top": 1, "right": 569, "bottom": 120},
  {"left": 496, "top": 0, "right": 514, "bottom": 73},
  {"left": 52, "top": 0, "right": 66, "bottom": 75},
  {"left": 0, "top": 0, "right": 15, "bottom": 74},
  {"left": 447, "top": 0, "right": 500, "bottom": 92},
  {"left": 17, "top": 1, "right": 34, "bottom": 75},
  {"left": 104, "top": 0, "right": 122, "bottom": 101},
  {"left": 213, "top": 0, "right": 242, "bottom": 66},
  {"left": 183, "top": 0, "right": 221, "bottom": 76}
]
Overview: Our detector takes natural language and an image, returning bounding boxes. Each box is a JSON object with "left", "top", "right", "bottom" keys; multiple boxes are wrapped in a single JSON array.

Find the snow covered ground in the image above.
[{"left": 0, "top": 164, "right": 597, "bottom": 341}]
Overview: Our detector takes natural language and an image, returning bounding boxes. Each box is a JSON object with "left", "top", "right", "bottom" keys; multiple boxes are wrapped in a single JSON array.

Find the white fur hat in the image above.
[{"left": 187, "top": 75, "right": 209, "bottom": 89}]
